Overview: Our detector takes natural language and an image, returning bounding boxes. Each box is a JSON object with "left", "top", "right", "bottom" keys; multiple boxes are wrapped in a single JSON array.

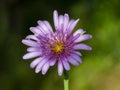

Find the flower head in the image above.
[{"left": 22, "top": 10, "right": 92, "bottom": 76}]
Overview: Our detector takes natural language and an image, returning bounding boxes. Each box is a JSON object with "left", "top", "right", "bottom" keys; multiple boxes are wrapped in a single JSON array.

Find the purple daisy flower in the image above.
[{"left": 22, "top": 10, "right": 92, "bottom": 76}]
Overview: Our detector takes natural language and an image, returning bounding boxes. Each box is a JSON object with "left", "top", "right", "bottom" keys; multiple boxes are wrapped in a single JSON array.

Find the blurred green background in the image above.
[{"left": 0, "top": 0, "right": 120, "bottom": 90}]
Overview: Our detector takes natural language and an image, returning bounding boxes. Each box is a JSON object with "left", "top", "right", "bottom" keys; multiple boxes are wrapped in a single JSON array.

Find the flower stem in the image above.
[{"left": 63, "top": 70, "right": 69, "bottom": 90}]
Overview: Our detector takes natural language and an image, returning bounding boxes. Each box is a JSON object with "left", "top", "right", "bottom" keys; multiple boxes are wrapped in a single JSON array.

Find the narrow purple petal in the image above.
[
  {"left": 27, "top": 47, "right": 40, "bottom": 52},
  {"left": 37, "top": 20, "right": 51, "bottom": 33},
  {"left": 49, "top": 58, "right": 56, "bottom": 66},
  {"left": 70, "top": 54, "right": 82, "bottom": 63},
  {"left": 73, "top": 43, "right": 92, "bottom": 50},
  {"left": 36, "top": 26, "right": 45, "bottom": 34},
  {"left": 67, "top": 20, "right": 74, "bottom": 30},
  {"left": 22, "top": 39, "right": 40, "bottom": 47},
  {"left": 23, "top": 52, "right": 41, "bottom": 60},
  {"left": 68, "top": 58, "right": 79, "bottom": 66},
  {"left": 53, "top": 10, "right": 59, "bottom": 29},
  {"left": 73, "top": 51, "right": 82, "bottom": 56},
  {"left": 63, "top": 14, "right": 69, "bottom": 32},
  {"left": 26, "top": 35, "right": 38, "bottom": 41},
  {"left": 73, "top": 29, "right": 85, "bottom": 36},
  {"left": 30, "top": 57, "right": 42, "bottom": 68},
  {"left": 43, "top": 21, "right": 53, "bottom": 33},
  {"left": 42, "top": 62, "right": 50, "bottom": 75},
  {"left": 62, "top": 59, "right": 70, "bottom": 71},
  {"left": 72, "top": 34, "right": 80, "bottom": 41},
  {"left": 58, "top": 15, "right": 64, "bottom": 30},
  {"left": 35, "top": 58, "right": 48, "bottom": 73},
  {"left": 67, "top": 19, "right": 79, "bottom": 34},
  {"left": 30, "top": 27, "right": 42, "bottom": 35},
  {"left": 58, "top": 60, "right": 63, "bottom": 76},
  {"left": 75, "top": 34, "right": 92, "bottom": 43}
]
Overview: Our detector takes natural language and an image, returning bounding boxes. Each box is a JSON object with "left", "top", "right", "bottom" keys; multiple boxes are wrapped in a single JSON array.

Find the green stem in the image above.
[{"left": 63, "top": 70, "right": 69, "bottom": 90}]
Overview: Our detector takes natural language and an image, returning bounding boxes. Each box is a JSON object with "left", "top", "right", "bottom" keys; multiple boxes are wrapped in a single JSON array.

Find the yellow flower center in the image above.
[{"left": 52, "top": 43, "right": 64, "bottom": 53}]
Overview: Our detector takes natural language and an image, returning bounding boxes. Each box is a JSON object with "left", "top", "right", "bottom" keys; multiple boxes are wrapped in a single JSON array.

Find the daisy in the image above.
[{"left": 22, "top": 10, "right": 92, "bottom": 76}]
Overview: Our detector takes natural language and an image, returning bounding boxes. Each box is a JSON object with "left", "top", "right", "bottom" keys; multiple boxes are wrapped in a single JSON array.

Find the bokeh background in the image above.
[{"left": 0, "top": 0, "right": 120, "bottom": 90}]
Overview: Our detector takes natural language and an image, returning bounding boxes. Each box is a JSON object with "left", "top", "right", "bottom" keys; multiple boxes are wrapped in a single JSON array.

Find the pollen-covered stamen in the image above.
[{"left": 52, "top": 42, "right": 64, "bottom": 53}]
